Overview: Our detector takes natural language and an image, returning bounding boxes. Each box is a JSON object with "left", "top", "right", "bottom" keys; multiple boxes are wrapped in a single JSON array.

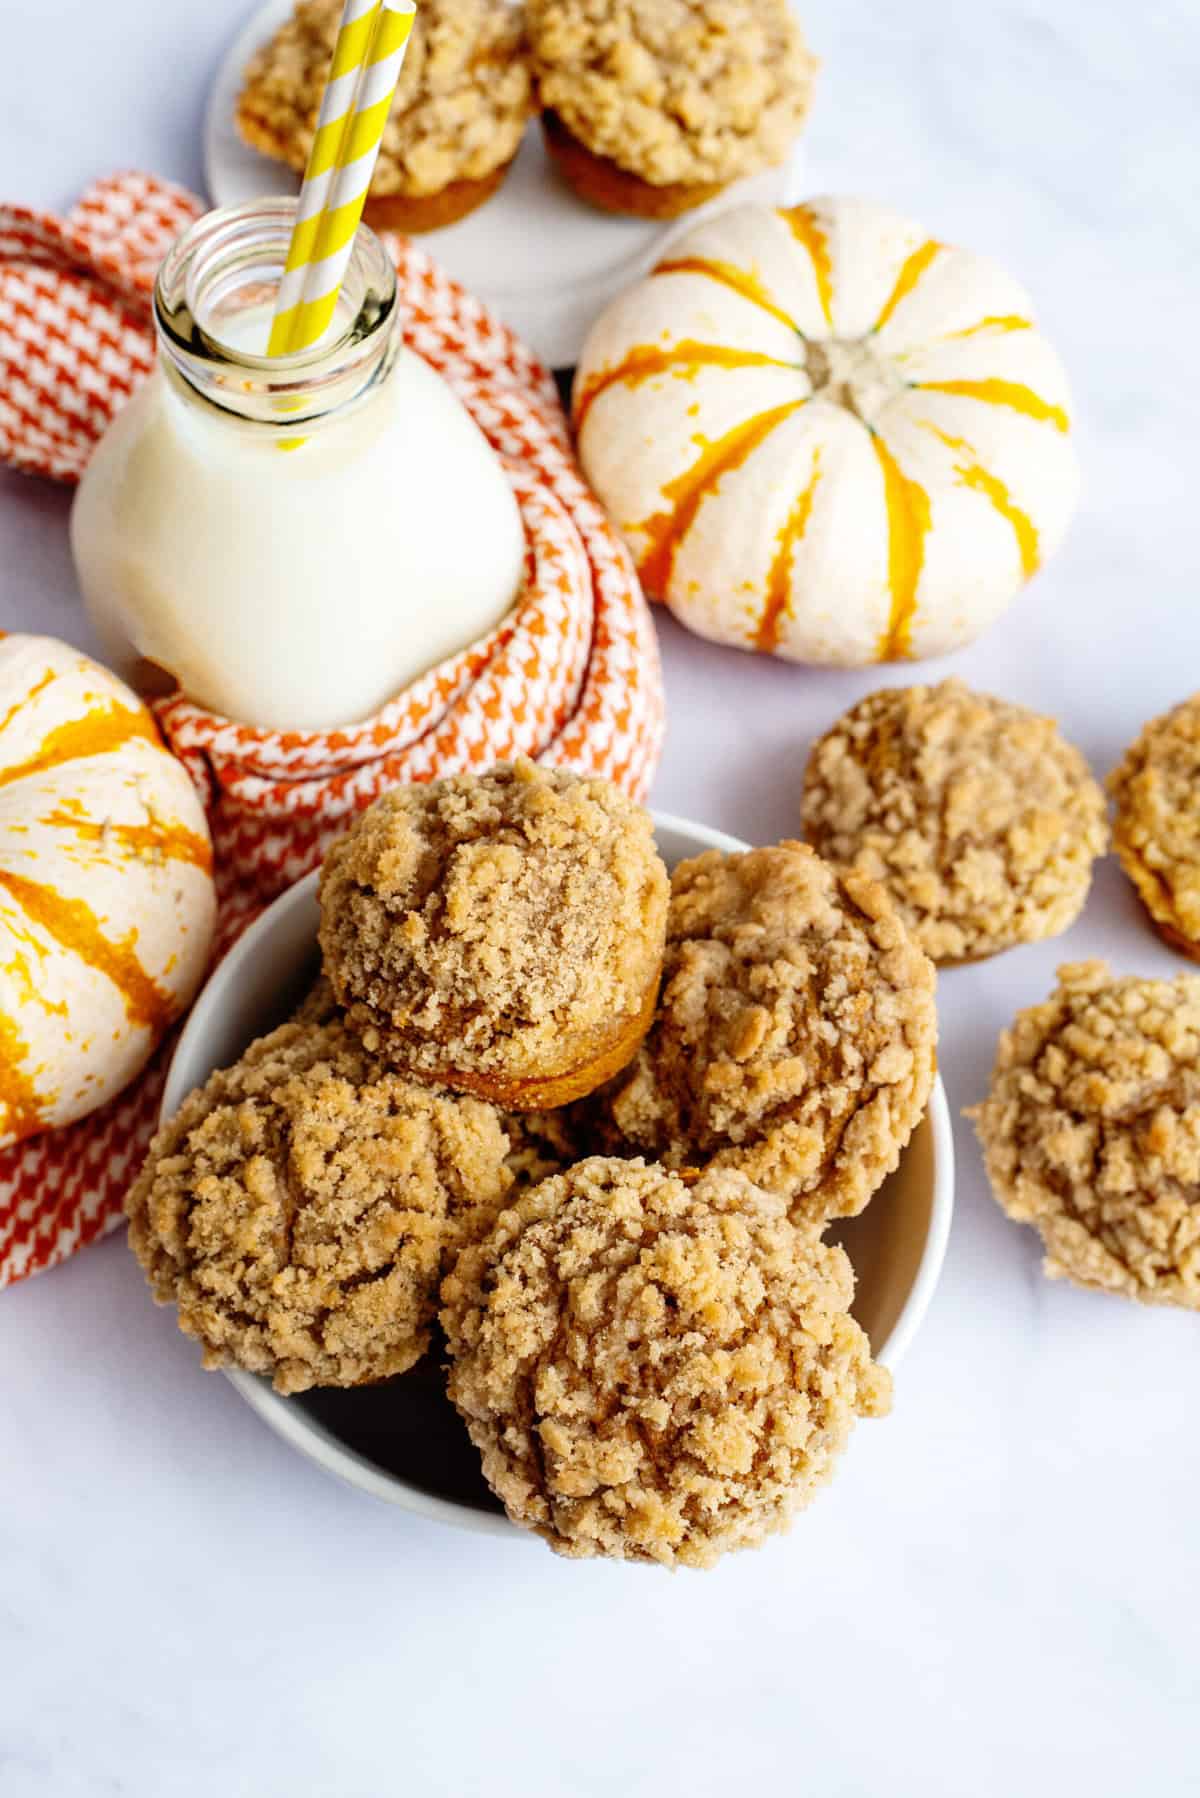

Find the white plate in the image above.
[
  {"left": 162, "top": 814, "right": 954, "bottom": 1538},
  {"left": 204, "top": 0, "right": 806, "bottom": 367}
]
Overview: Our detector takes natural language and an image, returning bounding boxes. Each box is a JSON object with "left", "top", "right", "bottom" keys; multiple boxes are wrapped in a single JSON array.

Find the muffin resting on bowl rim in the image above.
[
  {"left": 585, "top": 841, "right": 938, "bottom": 1225},
  {"left": 126, "top": 1017, "right": 513, "bottom": 1393},
  {"left": 318, "top": 760, "right": 670, "bottom": 1110},
  {"left": 441, "top": 1156, "right": 890, "bottom": 1568}
]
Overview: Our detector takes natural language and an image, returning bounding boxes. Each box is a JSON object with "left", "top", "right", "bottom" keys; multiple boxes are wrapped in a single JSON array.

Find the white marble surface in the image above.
[{"left": 2, "top": 3, "right": 1199, "bottom": 1793}]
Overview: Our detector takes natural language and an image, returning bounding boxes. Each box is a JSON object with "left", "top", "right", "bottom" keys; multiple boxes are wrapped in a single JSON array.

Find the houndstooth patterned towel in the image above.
[{"left": 0, "top": 172, "right": 664, "bottom": 1288}]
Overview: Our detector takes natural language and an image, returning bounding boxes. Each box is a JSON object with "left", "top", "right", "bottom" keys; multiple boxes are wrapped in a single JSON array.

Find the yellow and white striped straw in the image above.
[{"left": 268, "top": 0, "right": 416, "bottom": 357}]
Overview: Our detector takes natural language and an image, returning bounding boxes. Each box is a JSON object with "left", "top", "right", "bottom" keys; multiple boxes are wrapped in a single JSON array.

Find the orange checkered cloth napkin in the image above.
[{"left": 0, "top": 172, "right": 665, "bottom": 1289}]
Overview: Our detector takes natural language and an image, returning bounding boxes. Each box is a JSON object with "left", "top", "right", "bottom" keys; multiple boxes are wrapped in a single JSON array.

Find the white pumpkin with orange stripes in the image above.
[
  {"left": 0, "top": 635, "right": 215, "bottom": 1148},
  {"left": 573, "top": 197, "right": 1080, "bottom": 663}
]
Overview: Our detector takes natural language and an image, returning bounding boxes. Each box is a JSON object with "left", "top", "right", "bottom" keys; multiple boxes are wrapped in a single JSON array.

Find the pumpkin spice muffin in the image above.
[
  {"left": 126, "top": 1018, "right": 513, "bottom": 1394},
  {"left": 802, "top": 681, "right": 1109, "bottom": 966},
  {"left": 589, "top": 843, "right": 937, "bottom": 1224},
  {"left": 1108, "top": 694, "right": 1200, "bottom": 960},
  {"left": 236, "top": 0, "right": 535, "bottom": 232},
  {"left": 529, "top": 0, "right": 816, "bottom": 219},
  {"left": 441, "top": 1156, "right": 890, "bottom": 1568},
  {"left": 318, "top": 761, "right": 669, "bottom": 1110},
  {"left": 969, "top": 961, "right": 1200, "bottom": 1309}
]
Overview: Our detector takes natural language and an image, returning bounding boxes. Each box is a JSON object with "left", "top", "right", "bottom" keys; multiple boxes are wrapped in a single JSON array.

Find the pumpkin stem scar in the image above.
[
  {"left": 918, "top": 421, "right": 1040, "bottom": 577},
  {"left": 652, "top": 256, "right": 803, "bottom": 336},
  {"left": 0, "top": 699, "right": 160, "bottom": 793},
  {"left": 572, "top": 339, "right": 800, "bottom": 436},
  {"left": 0, "top": 1005, "right": 50, "bottom": 1143},
  {"left": 872, "top": 240, "right": 943, "bottom": 334},
  {"left": 0, "top": 868, "right": 175, "bottom": 1034},
  {"left": 634, "top": 401, "right": 808, "bottom": 599},
  {"left": 871, "top": 434, "right": 932, "bottom": 661},
  {"left": 915, "top": 377, "right": 1069, "bottom": 432},
  {"left": 779, "top": 205, "right": 834, "bottom": 329},
  {"left": 754, "top": 453, "right": 822, "bottom": 652}
]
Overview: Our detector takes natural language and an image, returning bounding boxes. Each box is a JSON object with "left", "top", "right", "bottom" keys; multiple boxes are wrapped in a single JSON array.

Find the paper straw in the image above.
[
  {"left": 268, "top": 0, "right": 416, "bottom": 357},
  {"left": 267, "top": 0, "right": 382, "bottom": 355}
]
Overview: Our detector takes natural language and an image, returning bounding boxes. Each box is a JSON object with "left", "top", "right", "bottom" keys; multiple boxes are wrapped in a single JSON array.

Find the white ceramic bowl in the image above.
[{"left": 163, "top": 814, "right": 954, "bottom": 1537}]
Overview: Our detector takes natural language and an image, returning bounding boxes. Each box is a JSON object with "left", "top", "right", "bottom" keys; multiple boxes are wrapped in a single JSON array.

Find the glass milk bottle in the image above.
[{"left": 70, "top": 200, "right": 526, "bottom": 732}]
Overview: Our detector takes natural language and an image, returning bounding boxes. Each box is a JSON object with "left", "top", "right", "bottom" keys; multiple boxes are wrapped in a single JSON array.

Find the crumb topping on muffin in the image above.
[
  {"left": 126, "top": 1019, "right": 513, "bottom": 1393},
  {"left": 528, "top": 0, "right": 816, "bottom": 187},
  {"left": 590, "top": 843, "right": 937, "bottom": 1223},
  {"left": 969, "top": 960, "right": 1200, "bottom": 1308},
  {"left": 802, "top": 681, "right": 1109, "bottom": 965},
  {"left": 1108, "top": 694, "right": 1200, "bottom": 956},
  {"left": 237, "top": 0, "right": 534, "bottom": 197},
  {"left": 441, "top": 1156, "right": 890, "bottom": 1567},
  {"left": 318, "top": 761, "right": 668, "bottom": 1092}
]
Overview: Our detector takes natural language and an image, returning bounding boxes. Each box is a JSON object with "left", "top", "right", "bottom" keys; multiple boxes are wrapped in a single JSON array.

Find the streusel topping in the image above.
[
  {"left": 237, "top": 0, "right": 534, "bottom": 196},
  {"left": 319, "top": 762, "right": 668, "bottom": 1089},
  {"left": 591, "top": 843, "right": 937, "bottom": 1223},
  {"left": 802, "top": 681, "right": 1109, "bottom": 964},
  {"left": 528, "top": 0, "right": 816, "bottom": 187},
  {"left": 970, "top": 961, "right": 1200, "bottom": 1308},
  {"left": 1108, "top": 694, "right": 1200, "bottom": 954},
  {"left": 441, "top": 1157, "right": 890, "bottom": 1568},
  {"left": 126, "top": 1019, "right": 512, "bottom": 1393}
]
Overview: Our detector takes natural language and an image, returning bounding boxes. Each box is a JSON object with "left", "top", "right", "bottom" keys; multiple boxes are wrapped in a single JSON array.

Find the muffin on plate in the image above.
[
  {"left": 802, "top": 681, "right": 1109, "bottom": 966},
  {"left": 969, "top": 961, "right": 1200, "bottom": 1310},
  {"left": 126, "top": 1018, "right": 512, "bottom": 1393},
  {"left": 441, "top": 1156, "right": 890, "bottom": 1567},
  {"left": 236, "top": 0, "right": 535, "bottom": 232},
  {"left": 1108, "top": 693, "right": 1200, "bottom": 960},
  {"left": 529, "top": 0, "right": 816, "bottom": 218},
  {"left": 318, "top": 761, "right": 669, "bottom": 1109},
  {"left": 587, "top": 842, "right": 937, "bottom": 1225}
]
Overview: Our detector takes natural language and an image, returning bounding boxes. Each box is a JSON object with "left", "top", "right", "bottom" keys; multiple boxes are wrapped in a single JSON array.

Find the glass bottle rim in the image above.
[{"left": 152, "top": 197, "right": 400, "bottom": 428}]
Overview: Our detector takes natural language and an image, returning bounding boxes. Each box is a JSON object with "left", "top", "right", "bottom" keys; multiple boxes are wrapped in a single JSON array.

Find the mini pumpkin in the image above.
[
  {"left": 573, "top": 197, "right": 1080, "bottom": 664},
  {"left": 0, "top": 635, "right": 215, "bottom": 1148}
]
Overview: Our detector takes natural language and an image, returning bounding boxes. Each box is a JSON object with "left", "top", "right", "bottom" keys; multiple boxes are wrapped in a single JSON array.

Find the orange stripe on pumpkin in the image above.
[
  {"left": 1, "top": 917, "right": 68, "bottom": 1022},
  {"left": 653, "top": 256, "right": 799, "bottom": 334},
  {"left": 780, "top": 205, "right": 834, "bottom": 328},
  {"left": 0, "top": 699, "right": 160, "bottom": 792},
  {"left": 755, "top": 455, "right": 823, "bottom": 652},
  {"left": 920, "top": 423, "right": 1040, "bottom": 578},
  {"left": 37, "top": 800, "right": 213, "bottom": 873},
  {"left": 573, "top": 339, "right": 797, "bottom": 436},
  {"left": 872, "top": 436, "right": 932, "bottom": 661},
  {"left": 0, "top": 868, "right": 176, "bottom": 1034},
  {"left": 0, "top": 668, "right": 55, "bottom": 741},
  {"left": 932, "top": 313, "right": 1033, "bottom": 343},
  {"left": 0, "top": 1006, "right": 50, "bottom": 1145},
  {"left": 635, "top": 401, "right": 808, "bottom": 599},
  {"left": 873, "top": 239, "right": 943, "bottom": 333},
  {"left": 915, "top": 377, "right": 1069, "bottom": 432}
]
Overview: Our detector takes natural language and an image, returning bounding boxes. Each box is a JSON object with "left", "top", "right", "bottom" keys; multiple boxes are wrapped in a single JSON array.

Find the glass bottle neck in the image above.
[{"left": 152, "top": 198, "right": 400, "bottom": 432}]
